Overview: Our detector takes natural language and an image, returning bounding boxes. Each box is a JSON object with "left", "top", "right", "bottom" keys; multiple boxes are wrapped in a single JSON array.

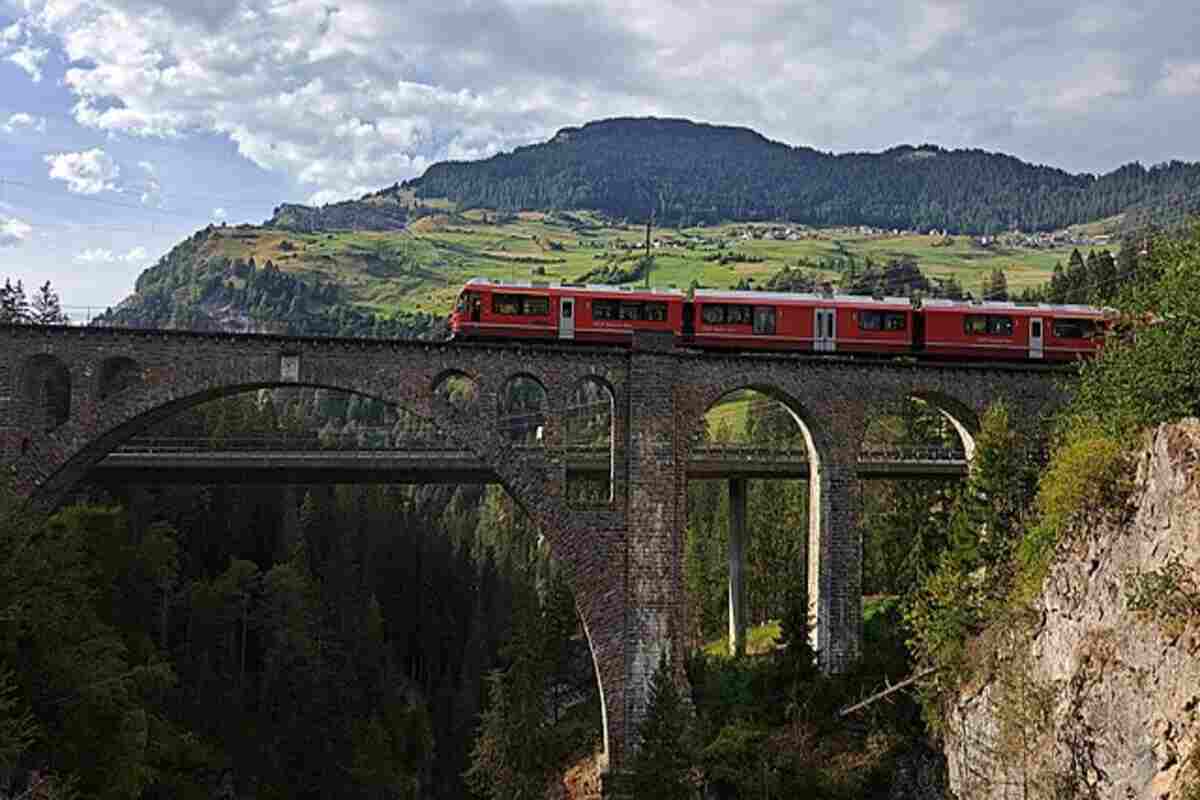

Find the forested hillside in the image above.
[{"left": 406, "top": 117, "right": 1200, "bottom": 232}]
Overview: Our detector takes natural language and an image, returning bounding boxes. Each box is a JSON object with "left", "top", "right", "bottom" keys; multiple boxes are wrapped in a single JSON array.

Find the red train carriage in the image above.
[
  {"left": 691, "top": 289, "right": 913, "bottom": 353},
  {"left": 921, "top": 299, "right": 1107, "bottom": 361},
  {"left": 451, "top": 278, "right": 684, "bottom": 344}
]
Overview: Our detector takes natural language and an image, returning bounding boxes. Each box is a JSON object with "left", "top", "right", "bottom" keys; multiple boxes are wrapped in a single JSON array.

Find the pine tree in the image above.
[
  {"left": 629, "top": 652, "right": 695, "bottom": 799},
  {"left": 0, "top": 279, "right": 30, "bottom": 323},
  {"left": 30, "top": 280, "right": 68, "bottom": 324}
]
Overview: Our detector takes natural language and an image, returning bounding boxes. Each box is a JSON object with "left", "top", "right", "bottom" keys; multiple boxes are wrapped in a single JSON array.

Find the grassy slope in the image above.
[{"left": 190, "top": 211, "right": 1089, "bottom": 317}]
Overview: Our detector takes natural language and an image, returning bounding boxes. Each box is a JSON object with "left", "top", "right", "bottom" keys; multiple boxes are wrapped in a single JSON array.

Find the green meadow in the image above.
[{"left": 199, "top": 211, "right": 1099, "bottom": 316}]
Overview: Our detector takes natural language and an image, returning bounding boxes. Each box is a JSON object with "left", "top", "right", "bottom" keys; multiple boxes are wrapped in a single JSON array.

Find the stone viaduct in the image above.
[{"left": 0, "top": 323, "right": 1070, "bottom": 786}]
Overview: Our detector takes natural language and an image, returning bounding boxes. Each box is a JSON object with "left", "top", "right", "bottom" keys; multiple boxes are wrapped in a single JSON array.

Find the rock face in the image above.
[
  {"left": 946, "top": 420, "right": 1200, "bottom": 799},
  {"left": 267, "top": 200, "right": 407, "bottom": 232}
]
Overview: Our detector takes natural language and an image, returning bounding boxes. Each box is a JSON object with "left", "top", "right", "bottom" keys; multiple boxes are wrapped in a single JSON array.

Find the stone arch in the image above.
[
  {"left": 14, "top": 364, "right": 624, "bottom": 769},
  {"left": 498, "top": 373, "right": 548, "bottom": 446},
  {"left": 909, "top": 391, "right": 980, "bottom": 459},
  {"left": 687, "top": 381, "right": 843, "bottom": 664},
  {"left": 97, "top": 356, "right": 143, "bottom": 400},
  {"left": 431, "top": 369, "right": 482, "bottom": 416},
  {"left": 20, "top": 354, "right": 71, "bottom": 432},
  {"left": 564, "top": 375, "right": 616, "bottom": 504}
]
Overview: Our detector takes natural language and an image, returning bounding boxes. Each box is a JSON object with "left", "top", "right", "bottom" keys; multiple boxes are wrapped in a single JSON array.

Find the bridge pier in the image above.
[
  {"left": 808, "top": 460, "right": 862, "bottom": 672},
  {"left": 728, "top": 477, "right": 747, "bottom": 657}
]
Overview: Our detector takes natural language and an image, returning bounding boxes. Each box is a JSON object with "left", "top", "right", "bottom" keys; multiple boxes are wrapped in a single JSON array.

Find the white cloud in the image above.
[
  {"left": 6, "top": 44, "right": 49, "bottom": 82},
  {"left": 1, "top": 23, "right": 23, "bottom": 45},
  {"left": 1, "top": 113, "right": 47, "bottom": 134},
  {"left": 7, "top": 0, "right": 1200, "bottom": 193},
  {"left": 73, "top": 246, "right": 148, "bottom": 264},
  {"left": 1159, "top": 62, "right": 1200, "bottom": 97},
  {"left": 44, "top": 148, "right": 121, "bottom": 194},
  {"left": 0, "top": 215, "right": 33, "bottom": 248},
  {"left": 212, "top": 207, "right": 226, "bottom": 220}
]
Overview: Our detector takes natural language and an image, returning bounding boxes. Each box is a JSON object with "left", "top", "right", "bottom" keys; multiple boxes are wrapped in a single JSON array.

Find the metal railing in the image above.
[{"left": 117, "top": 436, "right": 968, "bottom": 464}]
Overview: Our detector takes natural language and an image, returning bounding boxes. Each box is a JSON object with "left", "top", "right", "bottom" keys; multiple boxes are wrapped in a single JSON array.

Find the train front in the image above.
[{"left": 449, "top": 285, "right": 482, "bottom": 339}]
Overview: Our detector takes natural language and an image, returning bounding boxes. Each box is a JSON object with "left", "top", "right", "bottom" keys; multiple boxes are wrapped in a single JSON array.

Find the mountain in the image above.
[{"left": 405, "top": 117, "right": 1200, "bottom": 233}]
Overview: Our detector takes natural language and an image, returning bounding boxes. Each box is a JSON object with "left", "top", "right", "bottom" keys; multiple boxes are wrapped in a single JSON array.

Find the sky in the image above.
[{"left": 1, "top": 0, "right": 1198, "bottom": 311}]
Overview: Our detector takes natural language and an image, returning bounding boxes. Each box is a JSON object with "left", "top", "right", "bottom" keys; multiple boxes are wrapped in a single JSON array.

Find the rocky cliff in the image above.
[
  {"left": 946, "top": 420, "right": 1200, "bottom": 799},
  {"left": 267, "top": 199, "right": 407, "bottom": 232}
]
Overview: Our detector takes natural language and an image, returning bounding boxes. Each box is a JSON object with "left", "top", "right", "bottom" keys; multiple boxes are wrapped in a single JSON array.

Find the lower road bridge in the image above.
[
  {"left": 93, "top": 440, "right": 969, "bottom": 484},
  {"left": 0, "top": 323, "right": 1069, "bottom": 789}
]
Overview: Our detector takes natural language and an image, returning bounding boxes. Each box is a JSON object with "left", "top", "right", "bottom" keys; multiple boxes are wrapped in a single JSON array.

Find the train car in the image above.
[
  {"left": 450, "top": 278, "right": 685, "bottom": 343},
  {"left": 691, "top": 289, "right": 914, "bottom": 353},
  {"left": 921, "top": 299, "right": 1108, "bottom": 361},
  {"left": 451, "top": 278, "right": 1110, "bottom": 362}
]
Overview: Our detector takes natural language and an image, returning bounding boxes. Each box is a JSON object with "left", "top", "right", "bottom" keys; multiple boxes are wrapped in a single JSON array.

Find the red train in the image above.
[{"left": 450, "top": 278, "right": 1109, "bottom": 361}]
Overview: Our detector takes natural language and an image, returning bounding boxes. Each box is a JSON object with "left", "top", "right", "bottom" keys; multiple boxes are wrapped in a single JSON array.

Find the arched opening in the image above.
[
  {"left": 21, "top": 354, "right": 71, "bottom": 432},
  {"left": 498, "top": 374, "right": 548, "bottom": 446},
  {"left": 432, "top": 371, "right": 480, "bottom": 416},
  {"left": 58, "top": 383, "right": 608, "bottom": 793},
  {"left": 857, "top": 396, "right": 966, "bottom": 600},
  {"left": 908, "top": 391, "right": 979, "bottom": 459},
  {"left": 688, "top": 387, "right": 815, "bottom": 657},
  {"left": 97, "top": 356, "right": 143, "bottom": 400},
  {"left": 564, "top": 377, "right": 615, "bottom": 505}
]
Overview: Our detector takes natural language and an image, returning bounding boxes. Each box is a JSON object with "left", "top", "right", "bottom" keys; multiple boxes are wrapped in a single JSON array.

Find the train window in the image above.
[
  {"left": 619, "top": 302, "right": 642, "bottom": 321},
  {"left": 964, "top": 315, "right": 989, "bottom": 335},
  {"left": 964, "top": 315, "right": 1013, "bottom": 336},
  {"left": 988, "top": 316, "right": 1014, "bottom": 336},
  {"left": 493, "top": 293, "right": 551, "bottom": 316},
  {"left": 859, "top": 311, "right": 882, "bottom": 331},
  {"left": 1053, "top": 318, "right": 1096, "bottom": 339},
  {"left": 884, "top": 313, "right": 907, "bottom": 331},
  {"left": 728, "top": 305, "right": 752, "bottom": 325},
  {"left": 593, "top": 299, "right": 619, "bottom": 320},
  {"left": 702, "top": 304, "right": 753, "bottom": 325},
  {"left": 494, "top": 294, "right": 522, "bottom": 315},
  {"left": 753, "top": 306, "right": 776, "bottom": 335},
  {"left": 644, "top": 302, "right": 668, "bottom": 322}
]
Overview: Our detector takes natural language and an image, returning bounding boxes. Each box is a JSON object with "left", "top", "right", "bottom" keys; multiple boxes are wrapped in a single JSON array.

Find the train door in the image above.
[
  {"left": 1029, "top": 317, "right": 1044, "bottom": 360},
  {"left": 682, "top": 303, "right": 695, "bottom": 339},
  {"left": 815, "top": 308, "right": 837, "bottom": 352},
  {"left": 559, "top": 297, "right": 576, "bottom": 340},
  {"left": 913, "top": 311, "right": 926, "bottom": 354}
]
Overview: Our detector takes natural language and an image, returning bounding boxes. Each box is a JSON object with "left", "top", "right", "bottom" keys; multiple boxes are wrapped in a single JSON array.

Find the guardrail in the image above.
[{"left": 116, "top": 437, "right": 967, "bottom": 463}]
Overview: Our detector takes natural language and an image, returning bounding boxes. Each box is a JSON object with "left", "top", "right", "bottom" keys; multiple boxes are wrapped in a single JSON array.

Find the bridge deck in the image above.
[{"left": 93, "top": 445, "right": 967, "bottom": 484}]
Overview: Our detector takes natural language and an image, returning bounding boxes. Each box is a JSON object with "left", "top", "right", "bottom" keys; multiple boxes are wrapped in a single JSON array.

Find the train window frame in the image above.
[
  {"left": 619, "top": 302, "right": 642, "bottom": 321},
  {"left": 593, "top": 299, "right": 620, "bottom": 321},
  {"left": 493, "top": 293, "right": 523, "bottom": 316},
  {"left": 988, "top": 316, "right": 1014, "bottom": 336},
  {"left": 858, "top": 311, "right": 882, "bottom": 331},
  {"left": 964, "top": 314, "right": 1013, "bottom": 337},
  {"left": 524, "top": 296, "right": 550, "bottom": 316},
  {"left": 1052, "top": 318, "right": 1097, "bottom": 339},
  {"left": 703, "top": 303, "right": 753, "bottom": 326},
  {"left": 643, "top": 302, "right": 668, "bottom": 322},
  {"left": 753, "top": 306, "right": 776, "bottom": 335},
  {"left": 883, "top": 312, "right": 907, "bottom": 331}
]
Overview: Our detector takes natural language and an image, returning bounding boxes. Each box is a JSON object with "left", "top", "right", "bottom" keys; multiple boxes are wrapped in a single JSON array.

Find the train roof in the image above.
[
  {"left": 921, "top": 298, "right": 1108, "bottom": 315},
  {"left": 461, "top": 278, "right": 1109, "bottom": 315},
  {"left": 464, "top": 277, "right": 685, "bottom": 296},
  {"left": 694, "top": 288, "right": 913, "bottom": 306}
]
